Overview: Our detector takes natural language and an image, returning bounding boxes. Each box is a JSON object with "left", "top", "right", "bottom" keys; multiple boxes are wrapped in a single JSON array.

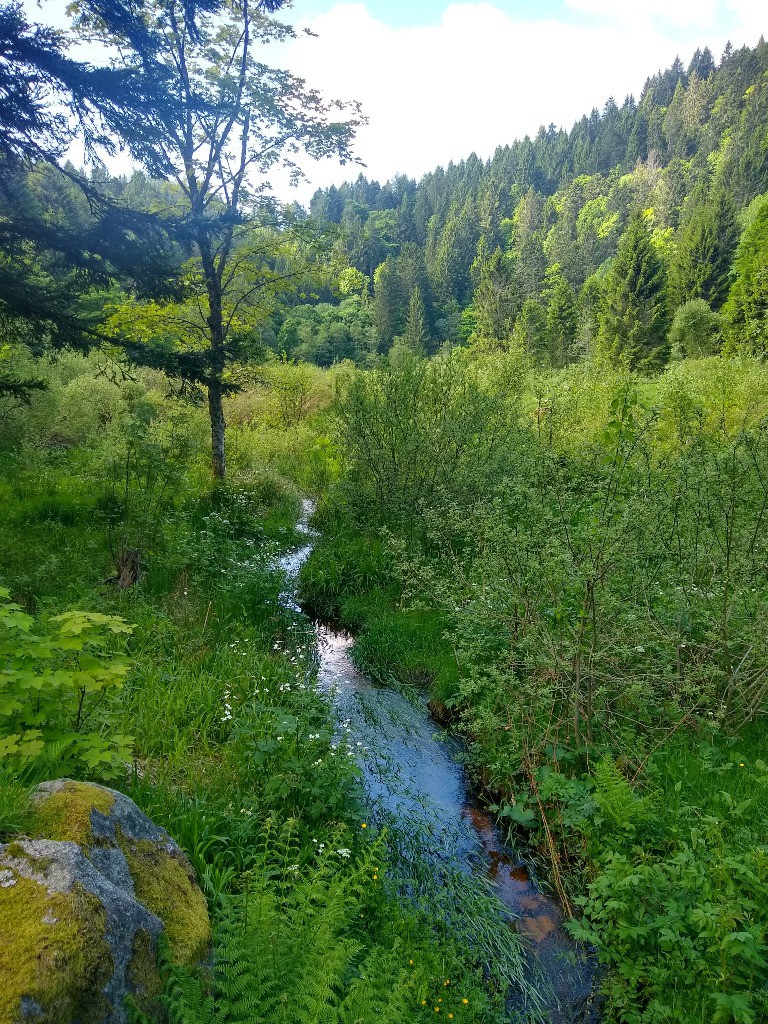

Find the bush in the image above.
[
  {"left": 338, "top": 350, "right": 517, "bottom": 530},
  {"left": 669, "top": 299, "right": 722, "bottom": 359},
  {"left": 0, "top": 589, "right": 134, "bottom": 776}
]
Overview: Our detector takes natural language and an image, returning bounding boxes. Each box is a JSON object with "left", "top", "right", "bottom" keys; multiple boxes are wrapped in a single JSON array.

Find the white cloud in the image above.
[
  {"left": 725, "top": 0, "right": 767, "bottom": 44},
  {"left": 565, "top": 0, "right": 720, "bottom": 30},
  {"left": 277, "top": 1, "right": 765, "bottom": 203}
]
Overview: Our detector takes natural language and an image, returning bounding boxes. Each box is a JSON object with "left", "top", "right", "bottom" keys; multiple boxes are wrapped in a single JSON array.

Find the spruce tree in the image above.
[
  {"left": 512, "top": 298, "right": 549, "bottom": 364},
  {"left": 544, "top": 265, "right": 578, "bottom": 367},
  {"left": 673, "top": 190, "right": 737, "bottom": 309},
  {"left": 401, "top": 287, "right": 429, "bottom": 356},
  {"left": 470, "top": 238, "right": 518, "bottom": 345},
  {"left": 723, "top": 194, "right": 768, "bottom": 352},
  {"left": 598, "top": 211, "right": 669, "bottom": 368}
]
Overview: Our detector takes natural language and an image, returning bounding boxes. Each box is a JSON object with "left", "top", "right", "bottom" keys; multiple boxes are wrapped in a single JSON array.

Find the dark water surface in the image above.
[{"left": 280, "top": 502, "right": 598, "bottom": 1023}]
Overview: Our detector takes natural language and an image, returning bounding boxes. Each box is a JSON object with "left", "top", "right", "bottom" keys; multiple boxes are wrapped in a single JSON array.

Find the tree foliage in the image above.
[
  {"left": 597, "top": 212, "right": 669, "bottom": 368},
  {"left": 75, "top": 0, "right": 362, "bottom": 476}
]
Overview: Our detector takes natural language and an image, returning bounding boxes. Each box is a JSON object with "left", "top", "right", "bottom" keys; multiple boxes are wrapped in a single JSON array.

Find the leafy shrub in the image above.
[
  {"left": 55, "top": 375, "right": 127, "bottom": 444},
  {"left": 570, "top": 834, "right": 768, "bottom": 1024},
  {"left": 0, "top": 589, "right": 134, "bottom": 775},
  {"left": 339, "top": 350, "right": 517, "bottom": 530},
  {"left": 668, "top": 299, "right": 722, "bottom": 359}
]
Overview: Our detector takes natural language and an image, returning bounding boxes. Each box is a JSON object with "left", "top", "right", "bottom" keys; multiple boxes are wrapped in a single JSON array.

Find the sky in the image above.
[
  {"left": 25, "top": 0, "right": 767, "bottom": 203},
  {"left": 279, "top": 0, "right": 765, "bottom": 200}
]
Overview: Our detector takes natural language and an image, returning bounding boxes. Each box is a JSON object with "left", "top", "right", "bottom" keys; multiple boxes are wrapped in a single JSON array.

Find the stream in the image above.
[{"left": 279, "top": 501, "right": 598, "bottom": 1023}]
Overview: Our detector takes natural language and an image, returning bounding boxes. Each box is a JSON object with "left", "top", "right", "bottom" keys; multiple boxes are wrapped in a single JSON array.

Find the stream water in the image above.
[{"left": 279, "top": 501, "right": 598, "bottom": 1023}]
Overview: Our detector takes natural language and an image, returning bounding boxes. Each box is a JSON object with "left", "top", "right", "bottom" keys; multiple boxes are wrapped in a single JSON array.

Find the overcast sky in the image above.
[{"left": 26, "top": 0, "right": 767, "bottom": 202}]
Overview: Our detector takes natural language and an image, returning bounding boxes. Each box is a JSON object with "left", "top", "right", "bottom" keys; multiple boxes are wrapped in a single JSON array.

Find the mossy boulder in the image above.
[{"left": 0, "top": 780, "right": 210, "bottom": 1024}]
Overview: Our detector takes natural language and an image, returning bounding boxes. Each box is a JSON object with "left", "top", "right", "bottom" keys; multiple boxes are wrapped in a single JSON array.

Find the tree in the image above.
[
  {"left": 512, "top": 298, "right": 549, "bottom": 363},
  {"left": 722, "top": 194, "right": 768, "bottom": 353},
  {"left": 371, "top": 258, "right": 405, "bottom": 353},
  {"left": 400, "top": 287, "right": 429, "bottom": 357},
  {"left": 544, "top": 264, "right": 577, "bottom": 367},
  {"left": 0, "top": 1, "right": 194, "bottom": 362},
  {"left": 469, "top": 238, "right": 518, "bottom": 347},
  {"left": 428, "top": 196, "right": 479, "bottom": 306},
  {"left": 672, "top": 189, "right": 738, "bottom": 309},
  {"left": 598, "top": 211, "right": 669, "bottom": 368},
  {"left": 79, "top": 0, "right": 362, "bottom": 478},
  {"left": 0, "top": 0, "right": 179, "bottom": 171}
]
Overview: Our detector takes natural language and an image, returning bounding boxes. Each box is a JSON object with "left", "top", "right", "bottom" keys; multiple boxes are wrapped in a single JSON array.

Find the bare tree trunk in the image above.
[
  {"left": 116, "top": 549, "right": 141, "bottom": 588},
  {"left": 208, "top": 380, "right": 226, "bottom": 480},
  {"left": 200, "top": 228, "right": 228, "bottom": 480}
]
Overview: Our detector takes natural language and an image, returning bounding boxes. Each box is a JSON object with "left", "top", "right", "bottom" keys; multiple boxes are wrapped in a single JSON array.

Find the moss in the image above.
[
  {"left": 0, "top": 873, "right": 112, "bottom": 1024},
  {"left": 31, "top": 782, "right": 114, "bottom": 850},
  {"left": 126, "top": 928, "right": 163, "bottom": 1017},
  {"left": 121, "top": 839, "right": 210, "bottom": 967}
]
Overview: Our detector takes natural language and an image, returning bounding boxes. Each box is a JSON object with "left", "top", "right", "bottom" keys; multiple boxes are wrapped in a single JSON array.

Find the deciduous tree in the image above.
[{"left": 78, "top": 0, "right": 362, "bottom": 477}]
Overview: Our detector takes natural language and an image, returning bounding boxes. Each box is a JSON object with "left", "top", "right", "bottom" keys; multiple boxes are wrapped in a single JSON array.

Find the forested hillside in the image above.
[{"left": 295, "top": 39, "right": 768, "bottom": 368}]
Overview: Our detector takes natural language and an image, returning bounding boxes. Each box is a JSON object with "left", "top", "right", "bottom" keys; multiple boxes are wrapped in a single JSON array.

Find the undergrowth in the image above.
[
  {"left": 0, "top": 356, "right": 537, "bottom": 1022},
  {"left": 299, "top": 353, "right": 768, "bottom": 1024}
]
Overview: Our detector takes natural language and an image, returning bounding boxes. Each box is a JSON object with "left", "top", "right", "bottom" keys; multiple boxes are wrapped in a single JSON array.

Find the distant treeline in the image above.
[{"left": 291, "top": 39, "right": 768, "bottom": 368}]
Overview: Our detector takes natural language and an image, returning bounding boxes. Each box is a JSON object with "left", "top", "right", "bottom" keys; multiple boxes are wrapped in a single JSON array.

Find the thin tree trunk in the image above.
[
  {"left": 199, "top": 225, "right": 228, "bottom": 480},
  {"left": 208, "top": 380, "right": 226, "bottom": 480}
]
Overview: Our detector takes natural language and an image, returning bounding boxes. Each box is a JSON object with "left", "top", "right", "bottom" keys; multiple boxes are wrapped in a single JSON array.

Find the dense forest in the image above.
[
  {"left": 1, "top": 2, "right": 768, "bottom": 1023},
  {"left": 297, "top": 39, "right": 768, "bottom": 369}
]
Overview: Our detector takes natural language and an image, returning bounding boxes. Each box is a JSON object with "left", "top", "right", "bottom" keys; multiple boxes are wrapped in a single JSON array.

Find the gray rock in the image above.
[
  {"left": 1, "top": 780, "right": 210, "bottom": 1024},
  {"left": 2, "top": 839, "right": 164, "bottom": 1019}
]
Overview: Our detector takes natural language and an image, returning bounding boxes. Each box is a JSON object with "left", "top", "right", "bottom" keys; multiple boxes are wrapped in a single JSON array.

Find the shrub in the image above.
[
  {"left": 668, "top": 299, "right": 722, "bottom": 359},
  {"left": 0, "top": 589, "right": 134, "bottom": 775}
]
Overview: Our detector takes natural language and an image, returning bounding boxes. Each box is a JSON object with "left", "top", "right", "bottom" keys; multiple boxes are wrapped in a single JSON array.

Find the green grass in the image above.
[
  {"left": 646, "top": 720, "right": 768, "bottom": 845},
  {"left": 352, "top": 608, "right": 461, "bottom": 703},
  {"left": 299, "top": 530, "right": 461, "bottom": 706}
]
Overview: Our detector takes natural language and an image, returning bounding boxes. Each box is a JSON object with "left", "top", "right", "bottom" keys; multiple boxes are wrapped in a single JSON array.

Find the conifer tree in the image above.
[
  {"left": 598, "top": 211, "right": 669, "bottom": 368},
  {"left": 372, "top": 259, "right": 405, "bottom": 351},
  {"left": 401, "top": 287, "right": 429, "bottom": 356},
  {"left": 723, "top": 194, "right": 768, "bottom": 352},
  {"left": 544, "top": 265, "right": 578, "bottom": 367},
  {"left": 673, "top": 190, "right": 737, "bottom": 309},
  {"left": 470, "top": 238, "right": 518, "bottom": 345},
  {"left": 512, "top": 298, "right": 549, "bottom": 364}
]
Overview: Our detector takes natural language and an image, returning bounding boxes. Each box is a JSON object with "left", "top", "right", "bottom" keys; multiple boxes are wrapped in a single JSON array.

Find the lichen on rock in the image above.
[{"left": 0, "top": 780, "right": 210, "bottom": 1024}]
